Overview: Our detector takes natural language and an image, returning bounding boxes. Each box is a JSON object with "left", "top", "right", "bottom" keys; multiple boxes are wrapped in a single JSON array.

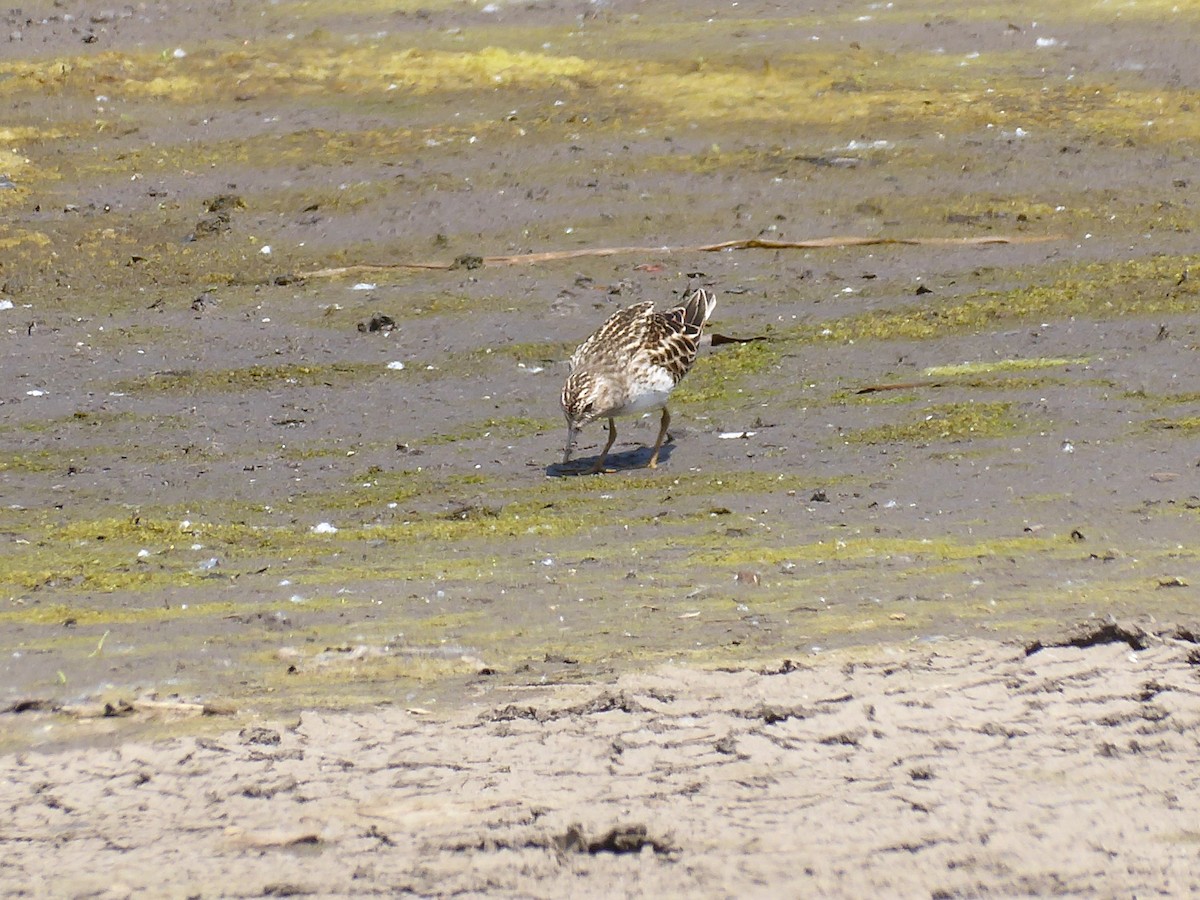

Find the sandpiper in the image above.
[{"left": 561, "top": 287, "right": 717, "bottom": 472}]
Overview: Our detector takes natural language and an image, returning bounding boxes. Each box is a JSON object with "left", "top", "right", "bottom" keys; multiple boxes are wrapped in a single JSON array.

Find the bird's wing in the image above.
[
  {"left": 639, "top": 289, "right": 716, "bottom": 381},
  {"left": 569, "top": 300, "right": 656, "bottom": 372}
]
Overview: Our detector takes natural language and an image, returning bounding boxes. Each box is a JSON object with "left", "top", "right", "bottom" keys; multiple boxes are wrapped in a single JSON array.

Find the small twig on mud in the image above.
[
  {"left": 290, "top": 233, "right": 1059, "bottom": 281},
  {"left": 855, "top": 381, "right": 944, "bottom": 394},
  {"left": 710, "top": 332, "right": 770, "bottom": 346}
]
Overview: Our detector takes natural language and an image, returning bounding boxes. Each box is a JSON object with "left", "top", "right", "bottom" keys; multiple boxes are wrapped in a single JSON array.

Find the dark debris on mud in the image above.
[{"left": 1025, "top": 619, "right": 1200, "bottom": 655}]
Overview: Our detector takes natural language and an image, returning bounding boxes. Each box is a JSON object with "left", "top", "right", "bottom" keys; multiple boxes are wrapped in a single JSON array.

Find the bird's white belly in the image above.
[{"left": 609, "top": 367, "right": 675, "bottom": 417}]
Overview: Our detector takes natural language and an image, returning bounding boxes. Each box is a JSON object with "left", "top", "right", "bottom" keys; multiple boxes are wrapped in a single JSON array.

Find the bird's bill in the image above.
[{"left": 562, "top": 424, "right": 577, "bottom": 464}]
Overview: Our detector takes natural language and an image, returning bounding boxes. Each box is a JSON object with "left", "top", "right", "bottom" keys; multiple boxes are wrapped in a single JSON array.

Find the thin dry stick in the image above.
[
  {"left": 855, "top": 380, "right": 944, "bottom": 394},
  {"left": 294, "top": 233, "right": 1058, "bottom": 280}
]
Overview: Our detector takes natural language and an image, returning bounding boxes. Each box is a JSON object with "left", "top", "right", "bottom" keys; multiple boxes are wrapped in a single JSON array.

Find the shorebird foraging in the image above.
[{"left": 561, "top": 287, "right": 717, "bottom": 473}]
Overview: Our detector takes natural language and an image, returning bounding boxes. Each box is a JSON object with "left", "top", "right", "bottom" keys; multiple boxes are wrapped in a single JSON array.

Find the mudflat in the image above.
[{"left": 1, "top": 1, "right": 1198, "bottom": 895}]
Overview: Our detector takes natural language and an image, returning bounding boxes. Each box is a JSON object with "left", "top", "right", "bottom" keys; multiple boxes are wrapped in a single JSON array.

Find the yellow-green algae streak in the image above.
[{"left": 799, "top": 256, "right": 1200, "bottom": 345}]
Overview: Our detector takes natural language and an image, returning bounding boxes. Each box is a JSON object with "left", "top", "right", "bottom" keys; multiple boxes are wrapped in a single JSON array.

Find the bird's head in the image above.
[{"left": 560, "top": 370, "right": 619, "bottom": 463}]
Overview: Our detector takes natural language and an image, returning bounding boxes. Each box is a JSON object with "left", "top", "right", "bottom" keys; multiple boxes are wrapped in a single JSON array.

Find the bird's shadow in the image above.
[{"left": 545, "top": 441, "right": 675, "bottom": 477}]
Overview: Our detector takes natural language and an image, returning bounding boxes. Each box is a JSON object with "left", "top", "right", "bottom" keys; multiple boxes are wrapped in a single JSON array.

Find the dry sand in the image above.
[{"left": 5, "top": 624, "right": 1200, "bottom": 898}]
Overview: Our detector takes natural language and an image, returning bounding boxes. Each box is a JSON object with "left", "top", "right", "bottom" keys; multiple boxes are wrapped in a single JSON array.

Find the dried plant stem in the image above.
[{"left": 294, "top": 233, "right": 1057, "bottom": 280}]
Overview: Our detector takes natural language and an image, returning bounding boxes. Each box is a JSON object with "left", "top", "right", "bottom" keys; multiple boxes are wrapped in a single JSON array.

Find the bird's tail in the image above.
[{"left": 682, "top": 287, "right": 717, "bottom": 333}]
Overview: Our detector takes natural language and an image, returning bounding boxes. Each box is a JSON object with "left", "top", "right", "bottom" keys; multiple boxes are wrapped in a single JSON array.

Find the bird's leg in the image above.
[
  {"left": 562, "top": 424, "right": 577, "bottom": 465},
  {"left": 647, "top": 407, "right": 671, "bottom": 468},
  {"left": 588, "top": 418, "right": 618, "bottom": 474}
]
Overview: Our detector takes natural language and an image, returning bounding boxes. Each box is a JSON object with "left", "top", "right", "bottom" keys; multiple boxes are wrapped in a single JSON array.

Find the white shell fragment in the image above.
[
  {"left": 311, "top": 522, "right": 338, "bottom": 534},
  {"left": 718, "top": 431, "right": 757, "bottom": 439}
]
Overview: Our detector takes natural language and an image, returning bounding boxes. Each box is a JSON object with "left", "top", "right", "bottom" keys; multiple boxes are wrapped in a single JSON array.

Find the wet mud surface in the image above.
[{"left": 1, "top": 0, "right": 1199, "bottom": 893}]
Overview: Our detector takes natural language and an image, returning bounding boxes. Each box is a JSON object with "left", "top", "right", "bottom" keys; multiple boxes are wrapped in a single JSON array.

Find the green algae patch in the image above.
[
  {"left": 323, "top": 470, "right": 493, "bottom": 512},
  {"left": 112, "top": 362, "right": 385, "bottom": 396},
  {"left": 842, "top": 401, "right": 1031, "bottom": 445},
  {"left": 292, "top": 468, "right": 833, "bottom": 579},
  {"left": 0, "top": 598, "right": 249, "bottom": 629},
  {"left": 1, "top": 549, "right": 229, "bottom": 597},
  {"left": 49, "top": 516, "right": 274, "bottom": 546},
  {"left": 1126, "top": 391, "right": 1200, "bottom": 413},
  {"left": 4, "top": 14, "right": 1198, "bottom": 324},
  {"left": 9, "top": 21, "right": 1195, "bottom": 159},
  {"left": 432, "top": 341, "right": 572, "bottom": 380},
  {"left": 279, "top": 647, "right": 491, "bottom": 687},
  {"left": 674, "top": 339, "right": 783, "bottom": 407},
  {"left": 0, "top": 44, "right": 597, "bottom": 106},
  {"left": 353, "top": 496, "right": 702, "bottom": 544},
  {"left": 1146, "top": 417, "right": 1200, "bottom": 435},
  {"left": 660, "top": 470, "right": 819, "bottom": 496},
  {"left": 602, "top": 43, "right": 1200, "bottom": 145},
  {"left": 310, "top": 289, "right": 517, "bottom": 325},
  {"left": 923, "top": 358, "right": 1090, "bottom": 378},
  {"left": 420, "top": 415, "right": 559, "bottom": 447},
  {"left": 689, "top": 533, "right": 1067, "bottom": 570},
  {"left": 278, "top": 553, "right": 526, "bottom": 589},
  {"left": 0, "top": 453, "right": 61, "bottom": 474},
  {"left": 809, "top": 256, "right": 1200, "bottom": 345},
  {"left": 2, "top": 563, "right": 203, "bottom": 596},
  {"left": 0, "top": 515, "right": 307, "bottom": 596},
  {"left": 0, "top": 224, "right": 51, "bottom": 249},
  {"left": 2, "top": 409, "right": 188, "bottom": 437},
  {"left": 466, "top": 340, "right": 574, "bottom": 365}
]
